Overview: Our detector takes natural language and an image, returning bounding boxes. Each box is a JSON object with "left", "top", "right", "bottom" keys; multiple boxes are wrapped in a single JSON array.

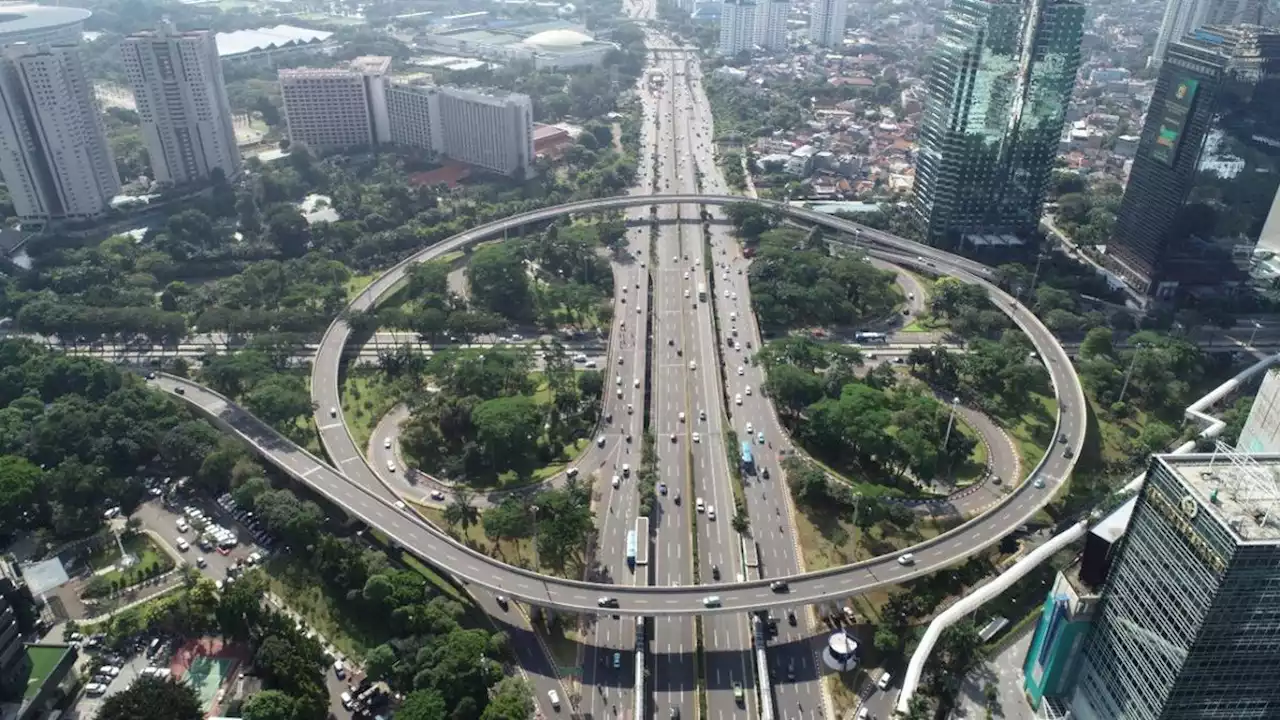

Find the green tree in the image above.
[
  {"left": 98, "top": 677, "right": 202, "bottom": 720},
  {"left": 397, "top": 690, "right": 448, "bottom": 720},
  {"left": 467, "top": 243, "right": 532, "bottom": 321},
  {"left": 480, "top": 678, "right": 535, "bottom": 720},
  {"left": 471, "top": 396, "right": 541, "bottom": 472},
  {"left": 0, "top": 455, "right": 41, "bottom": 536},
  {"left": 365, "top": 643, "right": 398, "bottom": 682},
  {"left": 1079, "top": 326, "right": 1115, "bottom": 360},
  {"left": 241, "top": 690, "right": 298, "bottom": 720},
  {"left": 444, "top": 488, "right": 480, "bottom": 534}
]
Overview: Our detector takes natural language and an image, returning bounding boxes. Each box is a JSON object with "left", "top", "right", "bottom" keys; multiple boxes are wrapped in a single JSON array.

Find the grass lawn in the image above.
[
  {"left": 344, "top": 273, "right": 377, "bottom": 300},
  {"left": 532, "top": 438, "right": 590, "bottom": 482},
  {"left": 414, "top": 504, "right": 540, "bottom": 569},
  {"left": 901, "top": 314, "right": 949, "bottom": 333},
  {"left": 89, "top": 535, "right": 173, "bottom": 589},
  {"left": 340, "top": 371, "right": 399, "bottom": 453},
  {"left": 24, "top": 645, "right": 70, "bottom": 699},
  {"left": 952, "top": 419, "right": 989, "bottom": 487},
  {"left": 999, "top": 392, "right": 1057, "bottom": 481},
  {"left": 263, "top": 556, "right": 391, "bottom": 661}
]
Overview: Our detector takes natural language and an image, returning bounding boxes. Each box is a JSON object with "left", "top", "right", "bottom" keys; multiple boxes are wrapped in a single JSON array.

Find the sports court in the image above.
[{"left": 168, "top": 637, "right": 248, "bottom": 716}]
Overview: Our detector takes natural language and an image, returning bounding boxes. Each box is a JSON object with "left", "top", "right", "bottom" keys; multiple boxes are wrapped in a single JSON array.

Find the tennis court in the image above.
[{"left": 170, "top": 637, "right": 247, "bottom": 715}]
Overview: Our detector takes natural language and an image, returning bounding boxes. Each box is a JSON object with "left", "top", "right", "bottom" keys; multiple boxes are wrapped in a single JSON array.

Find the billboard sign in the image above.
[{"left": 1150, "top": 76, "right": 1200, "bottom": 167}]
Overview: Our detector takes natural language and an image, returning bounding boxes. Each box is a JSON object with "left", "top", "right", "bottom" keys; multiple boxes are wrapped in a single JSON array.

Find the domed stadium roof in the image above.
[{"left": 523, "top": 29, "right": 593, "bottom": 49}]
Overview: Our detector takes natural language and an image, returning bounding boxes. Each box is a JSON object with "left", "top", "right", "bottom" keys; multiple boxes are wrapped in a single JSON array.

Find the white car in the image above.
[
  {"left": 878, "top": 673, "right": 892, "bottom": 691},
  {"left": 634, "top": 378, "right": 640, "bottom": 388},
  {"left": 746, "top": 423, "right": 754, "bottom": 434},
  {"left": 384, "top": 437, "right": 392, "bottom": 449},
  {"left": 707, "top": 506, "right": 716, "bottom": 520},
  {"left": 612, "top": 475, "right": 620, "bottom": 488},
  {"left": 175, "top": 537, "right": 189, "bottom": 552},
  {"left": 737, "top": 366, "right": 744, "bottom": 376},
  {"left": 176, "top": 518, "right": 189, "bottom": 533},
  {"left": 683, "top": 272, "right": 689, "bottom": 280},
  {"left": 689, "top": 361, "right": 697, "bottom": 371},
  {"left": 387, "top": 460, "right": 396, "bottom": 473},
  {"left": 692, "top": 432, "right": 701, "bottom": 443},
  {"left": 549, "top": 690, "right": 561, "bottom": 710},
  {"left": 684, "top": 289, "right": 690, "bottom": 298},
  {"left": 745, "top": 386, "right": 752, "bottom": 396},
  {"left": 678, "top": 412, "right": 686, "bottom": 423},
  {"left": 696, "top": 498, "right": 705, "bottom": 513},
  {"left": 735, "top": 394, "right": 743, "bottom": 405}
]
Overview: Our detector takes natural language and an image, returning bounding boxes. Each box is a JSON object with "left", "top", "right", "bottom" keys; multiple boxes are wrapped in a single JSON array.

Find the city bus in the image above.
[
  {"left": 626, "top": 529, "right": 637, "bottom": 568},
  {"left": 740, "top": 441, "right": 754, "bottom": 474},
  {"left": 635, "top": 517, "right": 649, "bottom": 566},
  {"left": 854, "top": 331, "right": 888, "bottom": 343},
  {"left": 697, "top": 283, "right": 707, "bottom": 301}
]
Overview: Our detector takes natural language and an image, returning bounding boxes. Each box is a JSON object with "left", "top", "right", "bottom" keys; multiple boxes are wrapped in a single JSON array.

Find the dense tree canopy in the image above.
[{"left": 98, "top": 677, "right": 202, "bottom": 720}]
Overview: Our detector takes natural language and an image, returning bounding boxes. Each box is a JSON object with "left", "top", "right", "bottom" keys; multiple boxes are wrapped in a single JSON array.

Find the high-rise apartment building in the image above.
[
  {"left": 0, "top": 42, "right": 119, "bottom": 224},
  {"left": 280, "top": 56, "right": 390, "bottom": 151},
  {"left": 281, "top": 57, "right": 533, "bottom": 177},
  {"left": 807, "top": 0, "right": 847, "bottom": 47},
  {"left": 719, "top": 0, "right": 758, "bottom": 55},
  {"left": 1069, "top": 449, "right": 1280, "bottom": 720},
  {"left": 754, "top": 0, "right": 789, "bottom": 51},
  {"left": 1149, "top": 0, "right": 1267, "bottom": 68},
  {"left": 1104, "top": 26, "right": 1280, "bottom": 299},
  {"left": 910, "top": 0, "right": 1084, "bottom": 248},
  {"left": 120, "top": 21, "right": 240, "bottom": 186}
]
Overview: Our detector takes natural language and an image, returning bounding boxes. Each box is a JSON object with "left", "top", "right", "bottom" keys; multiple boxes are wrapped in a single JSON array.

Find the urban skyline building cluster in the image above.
[
  {"left": 717, "top": 0, "right": 790, "bottom": 55},
  {"left": 0, "top": 10, "right": 238, "bottom": 225},
  {"left": 279, "top": 57, "right": 534, "bottom": 178}
]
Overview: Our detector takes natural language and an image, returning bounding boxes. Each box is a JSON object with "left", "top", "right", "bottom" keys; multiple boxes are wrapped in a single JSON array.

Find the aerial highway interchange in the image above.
[{"left": 149, "top": 19, "right": 1088, "bottom": 720}]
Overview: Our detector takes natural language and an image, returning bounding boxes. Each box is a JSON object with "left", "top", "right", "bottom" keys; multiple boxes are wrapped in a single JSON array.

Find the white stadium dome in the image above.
[{"left": 522, "top": 29, "right": 594, "bottom": 49}]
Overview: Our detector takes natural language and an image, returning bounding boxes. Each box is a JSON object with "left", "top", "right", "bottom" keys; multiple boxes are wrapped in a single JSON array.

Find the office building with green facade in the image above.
[{"left": 911, "top": 0, "right": 1084, "bottom": 249}]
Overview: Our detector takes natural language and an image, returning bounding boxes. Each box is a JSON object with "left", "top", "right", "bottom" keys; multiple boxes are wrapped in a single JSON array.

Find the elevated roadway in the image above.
[{"left": 145, "top": 193, "right": 1086, "bottom": 617}]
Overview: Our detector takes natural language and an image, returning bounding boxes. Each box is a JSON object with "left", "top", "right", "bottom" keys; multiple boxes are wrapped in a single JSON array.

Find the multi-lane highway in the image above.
[
  {"left": 159, "top": 188, "right": 1086, "bottom": 620},
  {"left": 676, "top": 59, "right": 829, "bottom": 720}
]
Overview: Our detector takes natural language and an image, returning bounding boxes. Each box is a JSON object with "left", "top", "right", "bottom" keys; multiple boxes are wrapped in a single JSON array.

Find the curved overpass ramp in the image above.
[{"left": 159, "top": 193, "right": 1087, "bottom": 615}]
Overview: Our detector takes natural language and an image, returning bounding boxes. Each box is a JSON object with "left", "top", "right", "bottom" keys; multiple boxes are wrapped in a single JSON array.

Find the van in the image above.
[{"left": 878, "top": 672, "right": 892, "bottom": 691}]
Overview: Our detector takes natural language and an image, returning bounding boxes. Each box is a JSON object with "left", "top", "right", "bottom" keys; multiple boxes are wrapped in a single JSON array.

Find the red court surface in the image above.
[{"left": 168, "top": 637, "right": 248, "bottom": 716}]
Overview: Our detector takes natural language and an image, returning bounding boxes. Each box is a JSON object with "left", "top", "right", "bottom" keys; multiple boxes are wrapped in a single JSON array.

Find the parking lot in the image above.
[{"left": 132, "top": 499, "right": 267, "bottom": 587}]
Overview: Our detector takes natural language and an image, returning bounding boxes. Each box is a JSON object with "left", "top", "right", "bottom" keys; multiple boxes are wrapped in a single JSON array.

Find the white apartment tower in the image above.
[
  {"left": 0, "top": 42, "right": 118, "bottom": 223},
  {"left": 280, "top": 57, "right": 533, "bottom": 177},
  {"left": 120, "top": 21, "right": 240, "bottom": 186},
  {"left": 808, "top": 0, "right": 847, "bottom": 47},
  {"left": 719, "top": 0, "right": 758, "bottom": 55},
  {"left": 434, "top": 87, "right": 532, "bottom": 177},
  {"left": 755, "top": 0, "right": 789, "bottom": 51},
  {"left": 279, "top": 56, "right": 390, "bottom": 151}
]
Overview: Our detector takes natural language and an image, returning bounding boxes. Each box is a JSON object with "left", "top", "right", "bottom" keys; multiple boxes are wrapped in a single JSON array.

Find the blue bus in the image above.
[
  {"left": 741, "top": 441, "right": 754, "bottom": 474},
  {"left": 626, "top": 530, "right": 637, "bottom": 568},
  {"left": 855, "top": 331, "right": 887, "bottom": 343}
]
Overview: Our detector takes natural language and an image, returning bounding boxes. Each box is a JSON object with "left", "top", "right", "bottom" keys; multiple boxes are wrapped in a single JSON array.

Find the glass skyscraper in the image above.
[
  {"left": 911, "top": 0, "right": 1084, "bottom": 248},
  {"left": 1104, "top": 25, "right": 1280, "bottom": 299},
  {"left": 1070, "top": 450, "right": 1280, "bottom": 720}
]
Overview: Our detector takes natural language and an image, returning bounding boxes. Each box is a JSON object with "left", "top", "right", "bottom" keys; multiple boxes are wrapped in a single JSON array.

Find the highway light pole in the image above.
[
  {"left": 531, "top": 504, "right": 540, "bottom": 569},
  {"left": 1250, "top": 321, "right": 1263, "bottom": 348},
  {"left": 942, "top": 396, "right": 960, "bottom": 455},
  {"left": 1117, "top": 344, "right": 1147, "bottom": 404}
]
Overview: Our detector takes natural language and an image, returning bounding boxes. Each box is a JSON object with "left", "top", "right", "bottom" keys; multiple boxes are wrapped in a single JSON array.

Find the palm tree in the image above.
[{"left": 444, "top": 488, "right": 480, "bottom": 536}]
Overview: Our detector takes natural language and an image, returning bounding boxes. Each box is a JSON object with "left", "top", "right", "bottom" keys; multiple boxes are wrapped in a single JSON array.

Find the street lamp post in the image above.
[
  {"left": 1250, "top": 321, "right": 1263, "bottom": 348},
  {"left": 530, "top": 504, "right": 540, "bottom": 569},
  {"left": 942, "top": 396, "right": 960, "bottom": 454},
  {"left": 1118, "top": 344, "right": 1146, "bottom": 404}
]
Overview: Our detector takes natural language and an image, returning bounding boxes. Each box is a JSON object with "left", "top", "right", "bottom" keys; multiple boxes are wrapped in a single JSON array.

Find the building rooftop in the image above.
[
  {"left": 1163, "top": 448, "right": 1280, "bottom": 543},
  {"left": 215, "top": 24, "right": 333, "bottom": 58},
  {"left": 350, "top": 55, "right": 391, "bottom": 74},
  {"left": 1090, "top": 495, "right": 1138, "bottom": 543},
  {"left": 0, "top": 5, "right": 91, "bottom": 39}
]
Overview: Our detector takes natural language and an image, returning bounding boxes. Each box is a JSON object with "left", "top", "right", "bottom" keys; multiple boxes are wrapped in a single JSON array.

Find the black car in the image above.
[
  {"left": 787, "top": 610, "right": 797, "bottom": 626},
  {"left": 173, "top": 387, "right": 185, "bottom": 395},
  {"left": 598, "top": 597, "right": 619, "bottom": 608},
  {"left": 770, "top": 580, "right": 789, "bottom": 593},
  {"left": 711, "top": 565, "right": 720, "bottom": 580}
]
